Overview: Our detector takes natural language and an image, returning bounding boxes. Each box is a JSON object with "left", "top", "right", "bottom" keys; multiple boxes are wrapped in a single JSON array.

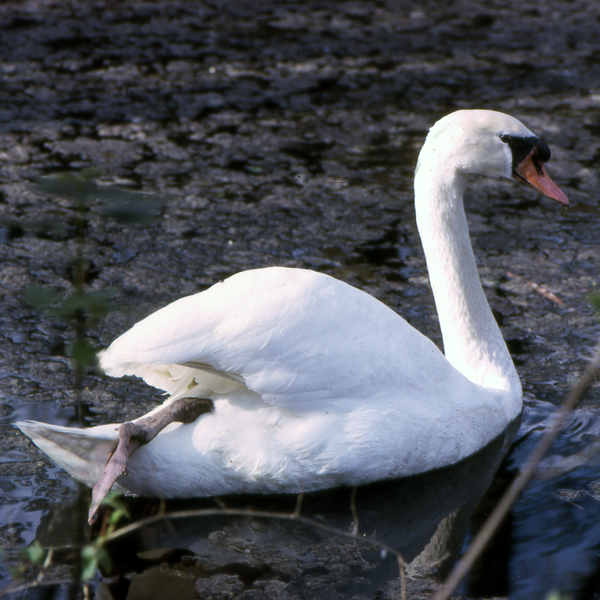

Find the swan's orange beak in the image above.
[{"left": 514, "top": 147, "right": 569, "bottom": 207}]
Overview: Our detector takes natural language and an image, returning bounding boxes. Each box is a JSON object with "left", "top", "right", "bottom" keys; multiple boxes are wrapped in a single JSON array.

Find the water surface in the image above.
[{"left": 1, "top": 1, "right": 599, "bottom": 598}]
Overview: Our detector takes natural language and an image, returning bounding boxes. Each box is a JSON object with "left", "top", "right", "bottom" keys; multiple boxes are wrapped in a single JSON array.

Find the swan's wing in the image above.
[{"left": 100, "top": 267, "right": 454, "bottom": 408}]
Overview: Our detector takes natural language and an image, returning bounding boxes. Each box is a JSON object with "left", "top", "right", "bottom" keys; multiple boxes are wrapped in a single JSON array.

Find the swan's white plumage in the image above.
[
  {"left": 100, "top": 267, "right": 473, "bottom": 410},
  {"left": 17, "top": 109, "right": 564, "bottom": 500}
]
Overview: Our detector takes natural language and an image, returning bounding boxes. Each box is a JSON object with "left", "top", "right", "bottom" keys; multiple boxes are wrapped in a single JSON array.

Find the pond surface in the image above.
[{"left": 0, "top": 1, "right": 600, "bottom": 598}]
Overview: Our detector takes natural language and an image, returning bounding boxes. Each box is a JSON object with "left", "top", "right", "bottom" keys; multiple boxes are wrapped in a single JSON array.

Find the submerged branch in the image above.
[{"left": 101, "top": 500, "right": 408, "bottom": 572}]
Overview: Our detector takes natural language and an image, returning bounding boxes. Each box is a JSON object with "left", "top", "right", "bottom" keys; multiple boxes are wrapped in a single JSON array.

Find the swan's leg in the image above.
[{"left": 89, "top": 398, "right": 213, "bottom": 524}]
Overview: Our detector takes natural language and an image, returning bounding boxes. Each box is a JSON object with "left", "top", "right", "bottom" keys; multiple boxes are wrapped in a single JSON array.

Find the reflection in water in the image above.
[
  {"left": 488, "top": 401, "right": 600, "bottom": 600},
  {"left": 31, "top": 419, "right": 519, "bottom": 599},
  {"left": 9, "top": 402, "right": 600, "bottom": 599}
]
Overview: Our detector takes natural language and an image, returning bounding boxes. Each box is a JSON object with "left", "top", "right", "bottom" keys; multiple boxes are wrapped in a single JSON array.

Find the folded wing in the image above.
[{"left": 99, "top": 267, "right": 455, "bottom": 409}]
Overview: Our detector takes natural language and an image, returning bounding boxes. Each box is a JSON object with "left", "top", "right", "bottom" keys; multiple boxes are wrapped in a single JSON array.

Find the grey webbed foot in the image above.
[{"left": 89, "top": 397, "right": 213, "bottom": 524}]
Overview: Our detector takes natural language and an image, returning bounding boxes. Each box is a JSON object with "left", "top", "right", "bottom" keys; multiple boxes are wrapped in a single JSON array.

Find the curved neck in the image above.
[{"left": 414, "top": 164, "right": 521, "bottom": 397}]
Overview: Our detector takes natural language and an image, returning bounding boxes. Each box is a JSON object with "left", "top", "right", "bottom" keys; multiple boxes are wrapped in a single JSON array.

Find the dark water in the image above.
[
  {"left": 5, "top": 402, "right": 600, "bottom": 599},
  {"left": 464, "top": 401, "right": 600, "bottom": 599},
  {"left": 1, "top": 1, "right": 600, "bottom": 598}
]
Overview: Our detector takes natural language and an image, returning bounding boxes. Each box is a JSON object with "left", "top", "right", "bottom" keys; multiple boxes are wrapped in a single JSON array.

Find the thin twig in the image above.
[
  {"left": 105, "top": 502, "right": 407, "bottom": 600},
  {"left": 213, "top": 496, "right": 227, "bottom": 509},
  {"left": 2, "top": 497, "right": 409, "bottom": 598},
  {"left": 350, "top": 485, "right": 359, "bottom": 536},
  {"left": 34, "top": 548, "right": 54, "bottom": 585},
  {"left": 399, "top": 558, "right": 407, "bottom": 600},
  {"left": 102, "top": 504, "right": 407, "bottom": 570},
  {"left": 102, "top": 500, "right": 409, "bottom": 600},
  {"left": 433, "top": 340, "right": 600, "bottom": 600},
  {"left": 0, "top": 578, "right": 78, "bottom": 599},
  {"left": 293, "top": 492, "right": 304, "bottom": 517},
  {"left": 506, "top": 271, "right": 575, "bottom": 312}
]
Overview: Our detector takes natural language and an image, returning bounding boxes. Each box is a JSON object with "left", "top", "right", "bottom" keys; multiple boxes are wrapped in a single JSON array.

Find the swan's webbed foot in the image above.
[{"left": 88, "top": 397, "right": 213, "bottom": 524}]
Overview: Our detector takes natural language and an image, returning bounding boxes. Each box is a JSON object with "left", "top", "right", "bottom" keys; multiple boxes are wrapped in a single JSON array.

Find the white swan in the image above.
[{"left": 17, "top": 110, "right": 568, "bottom": 523}]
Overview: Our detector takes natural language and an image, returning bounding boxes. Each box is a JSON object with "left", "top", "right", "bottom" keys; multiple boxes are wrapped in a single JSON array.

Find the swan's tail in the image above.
[{"left": 16, "top": 421, "right": 120, "bottom": 488}]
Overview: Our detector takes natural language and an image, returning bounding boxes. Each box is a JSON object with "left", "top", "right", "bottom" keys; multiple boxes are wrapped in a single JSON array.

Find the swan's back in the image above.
[{"left": 100, "top": 267, "right": 497, "bottom": 416}]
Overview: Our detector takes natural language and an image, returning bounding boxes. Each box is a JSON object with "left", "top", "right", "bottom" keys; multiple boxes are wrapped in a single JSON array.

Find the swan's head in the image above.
[{"left": 417, "top": 109, "right": 569, "bottom": 206}]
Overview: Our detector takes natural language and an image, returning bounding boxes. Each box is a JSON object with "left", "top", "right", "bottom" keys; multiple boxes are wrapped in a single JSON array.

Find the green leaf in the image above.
[
  {"left": 590, "top": 291, "right": 600, "bottom": 313},
  {"left": 94, "top": 545, "right": 112, "bottom": 573},
  {"left": 80, "top": 545, "right": 98, "bottom": 580},
  {"left": 545, "top": 591, "right": 571, "bottom": 600},
  {"left": 95, "top": 187, "right": 165, "bottom": 224},
  {"left": 52, "top": 289, "right": 119, "bottom": 318},
  {"left": 101, "top": 490, "right": 128, "bottom": 510},
  {"left": 21, "top": 287, "right": 62, "bottom": 309},
  {"left": 33, "top": 175, "right": 97, "bottom": 208},
  {"left": 102, "top": 491, "right": 131, "bottom": 526},
  {"left": 67, "top": 338, "right": 97, "bottom": 371},
  {"left": 80, "top": 167, "right": 105, "bottom": 179},
  {"left": 81, "top": 544, "right": 112, "bottom": 580},
  {"left": 22, "top": 541, "right": 46, "bottom": 567},
  {"left": 0, "top": 218, "right": 69, "bottom": 240},
  {"left": 33, "top": 175, "right": 165, "bottom": 223}
]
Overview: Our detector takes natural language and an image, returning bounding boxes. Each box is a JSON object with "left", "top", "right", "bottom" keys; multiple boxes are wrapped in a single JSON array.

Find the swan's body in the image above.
[{"left": 17, "top": 110, "right": 568, "bottom": 506}]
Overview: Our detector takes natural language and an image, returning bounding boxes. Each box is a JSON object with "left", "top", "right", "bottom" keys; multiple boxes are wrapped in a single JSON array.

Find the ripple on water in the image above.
[{"left": 465, "top": 400, "right": 600, "bottom": 599}]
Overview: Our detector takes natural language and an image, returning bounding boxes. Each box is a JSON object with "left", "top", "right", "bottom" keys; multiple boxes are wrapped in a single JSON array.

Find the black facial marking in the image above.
[{"left": 500, "top": 134, "right": 551, "bottom": 171}]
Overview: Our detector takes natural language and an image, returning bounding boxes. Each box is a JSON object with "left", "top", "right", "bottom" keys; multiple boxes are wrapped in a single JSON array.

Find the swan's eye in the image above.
[
  {"left": 536, "top": 140, "right": 551, "bottom": 163},
  {"left": 500, "top": 134, "right": 550, "bottom": 170},
  {"left": 530, "top": 147, "right": 547, "bottom": 176}
]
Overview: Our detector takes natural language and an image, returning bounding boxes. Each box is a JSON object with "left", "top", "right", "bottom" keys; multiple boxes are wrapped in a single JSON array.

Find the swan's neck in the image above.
[{"left": 414, "top": 164, "right": 521, "bottom": 397}]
